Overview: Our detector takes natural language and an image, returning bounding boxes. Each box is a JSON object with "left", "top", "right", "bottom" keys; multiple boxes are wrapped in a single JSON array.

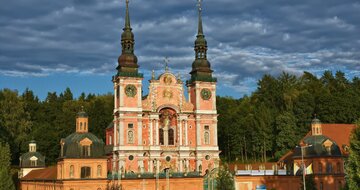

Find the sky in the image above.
[{"left": 0, "top": 0, "right": 360, "bottom": 100}]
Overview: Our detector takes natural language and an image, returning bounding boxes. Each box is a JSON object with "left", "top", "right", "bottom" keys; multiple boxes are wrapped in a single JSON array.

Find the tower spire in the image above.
[
  {"left": 125, "top": 0, "right": 131, "bottom": 30},
  {"left": 116, "top": 0, "right": 140, "bottom": 77},
  {"left": 189, "top": 0, "right": 215, "bottom": 83},
  {"left": 197, "top": 0, "right": 203, "bottom": 36}
]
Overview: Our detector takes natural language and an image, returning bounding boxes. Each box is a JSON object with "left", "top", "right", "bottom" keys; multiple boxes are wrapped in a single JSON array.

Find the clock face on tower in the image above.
[
  {"left": 201, "top": 88, "right": 212, "bottom": 100},
  {"left": 125, "top": 84, "right": 137, "bottom": 97}
]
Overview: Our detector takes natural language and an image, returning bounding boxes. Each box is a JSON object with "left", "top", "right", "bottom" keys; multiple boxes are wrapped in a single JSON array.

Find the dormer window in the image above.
[
  {"left": 30, "top": 160, "right": 37, "bottom": 167},
  {"left": 82, "top": 145, "right": 90, "bottom": 157}
]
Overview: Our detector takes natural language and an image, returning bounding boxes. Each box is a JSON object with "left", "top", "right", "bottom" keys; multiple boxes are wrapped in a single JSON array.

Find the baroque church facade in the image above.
[{"left": 106, "top": 0, "right": 220, "bottom": 175}]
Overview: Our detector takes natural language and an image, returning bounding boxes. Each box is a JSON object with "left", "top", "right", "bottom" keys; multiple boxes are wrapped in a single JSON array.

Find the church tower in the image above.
[
  {"left": 112, "top": 0, "right": 144, "bottom": 175},
  {"left": 187, "top": 0, "right": 219, "bottom": 173}
]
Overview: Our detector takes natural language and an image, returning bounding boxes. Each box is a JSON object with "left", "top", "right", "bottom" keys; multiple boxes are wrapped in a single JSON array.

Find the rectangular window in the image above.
[
  {"left": 128, "top": 123, "right": 134, "bottom": 128},
  {"left": 116, "top": 86, "right": 120, "bottom": 98},
  {"left": 204, "top": 125, "right": 209, "bottom": 130}
]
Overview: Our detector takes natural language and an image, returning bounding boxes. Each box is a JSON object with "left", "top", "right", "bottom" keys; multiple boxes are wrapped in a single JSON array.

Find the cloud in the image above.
[{"left": 0, "top": 0, "right": 359, "bottom": 97}]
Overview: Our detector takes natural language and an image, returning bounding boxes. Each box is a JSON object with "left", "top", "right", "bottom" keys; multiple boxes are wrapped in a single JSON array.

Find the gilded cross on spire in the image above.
[{"left": 164, "top": 57, "right": 170, "bottom": 72}]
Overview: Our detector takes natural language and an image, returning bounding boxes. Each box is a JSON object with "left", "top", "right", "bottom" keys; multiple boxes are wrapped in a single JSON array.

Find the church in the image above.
[{"left": 106, "top": 0, "right": 219, "bottom": 176}]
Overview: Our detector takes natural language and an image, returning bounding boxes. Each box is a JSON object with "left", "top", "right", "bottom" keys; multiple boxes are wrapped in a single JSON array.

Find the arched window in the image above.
[
  {"left": 168, "top": 128, "right": 174, "bottom": 145},
  {"left": 97, "top": 165, "right": 102, "bottom": 177},
  {"left": 84, "top": 122, "right": 87, "bottom": 131},
  {"left": 326, "top": 162, "right": 333, "bottom": 174},
  {"left": 318, "top": 162, "right": 322, "bottom": 174},
  {"left": 80, "top": 122, "right": 83, "bottom": 130},
  {"left": 319, "top": 182, "right": 323, "bottom": 190},
  {"left": 159, "top": 129, "right": 164, "bottom": 145},
  {"left": 338, "top": 181, "right": 342, "bottom": 189},
  {"left": 81, "top": 167, "right": 91, "bottom": 179},
  {"left": 337, "top": 162, "right": 341, "bottom": 174},
  {"left": 204, "top": 131, "right": 210, "bottom": 145},
  {"left": 70, "top": 165, "right": 74, "bottom": 178},
  {"left": 127, "top": 130, "right": 134, "bottom": 144}
]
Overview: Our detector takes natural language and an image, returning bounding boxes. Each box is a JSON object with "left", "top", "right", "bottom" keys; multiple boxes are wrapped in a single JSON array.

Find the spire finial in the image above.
[
  {"left": 125, "top": 0, "right": 131, "bottom": 29},
  {"left": 164, "top": 57, "right": 170, "bottom": 72},
  {"left": 197, "top": 0, "right": 203, "bottom": 35}
]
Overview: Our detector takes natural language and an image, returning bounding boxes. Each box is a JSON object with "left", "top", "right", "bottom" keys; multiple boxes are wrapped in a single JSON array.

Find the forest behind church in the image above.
[{"left": 1, "top": 70, "right": 360, "bottom": 166}]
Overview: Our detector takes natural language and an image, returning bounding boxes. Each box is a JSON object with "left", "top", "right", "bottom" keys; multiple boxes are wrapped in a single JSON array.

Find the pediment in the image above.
[
  {"left": 79, "top": 138, "right": 93, "bottom": 146},
  {"left": 323, "top": 139, "right": 333, "bottom": 147}
]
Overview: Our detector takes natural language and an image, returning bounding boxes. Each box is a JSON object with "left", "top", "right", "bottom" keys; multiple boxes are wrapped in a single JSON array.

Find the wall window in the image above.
[
  {"left": 159, "top": 129, "right": 164, "bottom": 145},
  {"left": 80, "top": 122, "right": 83, "bottom": 130},
  {"left": 338, "top": 181, "right": 342, "bottom": 189},
  {"left": 81, "top": 167, "right": 91, "bottom": 178},
  {"left": 319, "top": 182, "right": 323, "bottom": 190},
  {"left": 168, "top": 128, "right": 174, "bottom": 145},
  {"left": 82, "top": 145, "right": 90, "bottom": 157},
  {"left": 204, "top": 125, "right": 209, "bottom": 130},
  {"left": 127, "top": 130, "right": 134, "bottom": 144},
  {"left": 336, "top": 162, "right": 341, "bottom": 174},
  {"left": 204, "top": 131, "right": 210, "bottom": 145},
  {"left": 128, "top": 123, "right": 134, "bottom": 128},
  {"left": 70, "top": 165, "right": 74, "bottom": 178},
  {"left": 318, "top": 163, "right": 322, "bottom": 174},
  {"left": 97, "top": 165, "right": 102, "bottom": 177},
  {"left": 326, "top": 162, "right": 333, "bottom": 174},
  {"left": 84, "top": 122, "right": 87, "bottom": 131},
  {"left": 116, "top": 86, "right": 120, "bottom": 98}
]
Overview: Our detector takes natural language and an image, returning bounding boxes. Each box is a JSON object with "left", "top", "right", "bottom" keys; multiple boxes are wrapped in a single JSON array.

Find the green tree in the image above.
[
  {"left": 0, "top": 89, "right": 32, "bottom": 163},
  {"left": 216, "top": 165, "right": 235, "bottom": 190},
  {"left": 275, "top": 112, "right": 298, "bottom": 159},
  {"left": 345, "top": 121, "right": 360, "bottom": 189},
  {"left": 0, "top": 142, "right": 15, "bottom": 190}
]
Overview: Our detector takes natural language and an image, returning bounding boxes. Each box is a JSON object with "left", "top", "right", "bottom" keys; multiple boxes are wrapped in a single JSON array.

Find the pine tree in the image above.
[
  {"left": 216, "top": 165, "right": 235, "bottom": 190},
  {"left": 0, "top": 142, "right": 15, "bottom": 190},
  {"left": 345, "top": 122, "right": 360, "bottom": 189}
]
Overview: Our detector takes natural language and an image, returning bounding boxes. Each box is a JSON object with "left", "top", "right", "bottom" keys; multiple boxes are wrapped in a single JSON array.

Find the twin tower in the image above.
[{"left": 107, "top": 0, "right": 219, "bottom": 175}]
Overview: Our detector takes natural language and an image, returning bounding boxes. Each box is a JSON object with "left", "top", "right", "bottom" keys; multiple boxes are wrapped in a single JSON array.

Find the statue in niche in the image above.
[{"left": 164, "top": 114, "right": 170, "bottom": 128}]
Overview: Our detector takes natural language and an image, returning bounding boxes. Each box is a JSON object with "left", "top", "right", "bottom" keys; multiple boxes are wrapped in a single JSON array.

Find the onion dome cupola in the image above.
[
  {"left": 116, "top": 0, "right": 141, "bottom": 77},
  {"left": 293, "top": 136, "right": 342, "bottom": 159},
  {"left": 189, "top": 0, "right": 216, "bottom": 83},
  {"left": 19, "top": 140, "right": 45, "bottom": 168},
  {"left": 59, "top": 108, "right": 105, "bottom": 159}
]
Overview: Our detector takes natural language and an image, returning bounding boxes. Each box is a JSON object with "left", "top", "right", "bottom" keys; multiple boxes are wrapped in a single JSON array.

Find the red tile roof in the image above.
[{"left": 22, "top": 166, "right": 57, "bottom": 180}]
